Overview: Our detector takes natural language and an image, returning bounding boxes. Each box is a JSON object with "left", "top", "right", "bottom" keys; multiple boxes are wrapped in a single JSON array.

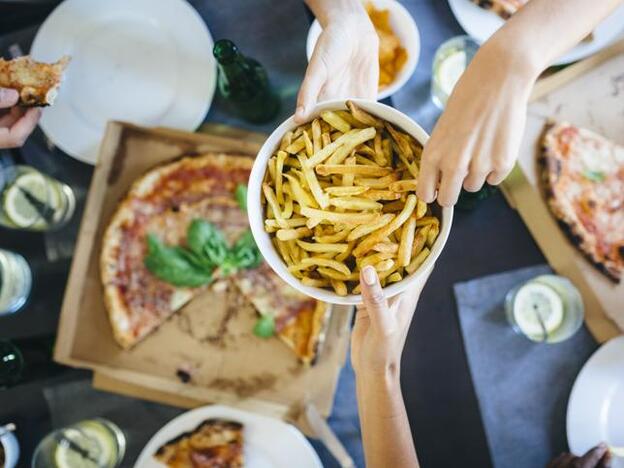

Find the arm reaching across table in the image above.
[
  {"left": 418, "top": 0, "right": 624, "bottom": 207},
  {"left": 295, "top": 0, "right": 379, "bottom": 123}
]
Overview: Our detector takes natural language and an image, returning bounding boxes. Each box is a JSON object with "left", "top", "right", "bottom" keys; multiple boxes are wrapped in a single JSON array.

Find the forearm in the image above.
[
  {"left": 356, "top": 371, "right": 419, "bottom": 468},
  {"left": 488, "top": 0, "right": 624, "bottom": 78},
  {"left": 304, "top": 0, "right": 368, "bottom": 27}
]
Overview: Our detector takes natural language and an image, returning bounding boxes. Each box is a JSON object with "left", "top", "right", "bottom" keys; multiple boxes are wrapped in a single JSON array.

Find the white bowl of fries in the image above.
[{"left": 248, "top": 99, "right": 452, "bottom": 305}]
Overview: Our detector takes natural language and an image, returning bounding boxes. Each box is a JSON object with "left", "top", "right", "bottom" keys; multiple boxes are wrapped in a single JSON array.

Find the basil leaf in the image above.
[
  {"left": 145, "top": 234, "right": 213, "bottom": 287},
  {"left": 230, "top": 230, "right": 263, "bottom": 270},
  {"left": 235, "top": 184, "right": 248, "bottom": 212},
  {"left": 583, "top": 170, "right": 605, "bottom": 183},
  {"left": 187, "top": 219, "right": 217, "bottom": 257},
  {"left": 253, "top": 315, "right": 275, "bottom": 338}
]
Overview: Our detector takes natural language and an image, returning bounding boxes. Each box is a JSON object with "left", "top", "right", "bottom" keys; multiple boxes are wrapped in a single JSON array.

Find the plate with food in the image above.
[
  {"left": 567, "top": 336, "right": 624, "bottom": 467},
  {"left": 135, "top": 404, "right": 322, "bottom": 468},
  {"left": 447, "top": 0, "right": 624, "bottom": 65},
  {"left": 30, "top": 0, "right": 217, "bottom": 164},
  {"left": 248, "top": 99, "right": 452, "bottom": 305},
  {"left": 306, "top": 0, "right": 419, "bottom": 99}
]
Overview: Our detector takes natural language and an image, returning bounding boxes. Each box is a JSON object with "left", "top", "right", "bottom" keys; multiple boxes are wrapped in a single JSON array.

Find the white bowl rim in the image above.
[
  {"left": 305, "top": 0, "right": 420, "bottom": 100},
  {"left": 248, "top": 99, "right": 453, "bottom": 305}
]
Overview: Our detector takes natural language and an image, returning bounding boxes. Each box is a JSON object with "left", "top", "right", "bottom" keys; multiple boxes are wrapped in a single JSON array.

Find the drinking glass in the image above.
[
  {"left": 32, "top": 419, "right": 126, "bottom": 468},
  {"left": 505, "top": 274, "right": 584, "bottom": 343},
  {"left": 0, "top": 165, "right": 75, "bottom": 231},
  {"left": 0, "top": 248, "right": 31, "bottom": 316},
  {"left": 431, "top": 35, "right": 479, "bottom": 109}
]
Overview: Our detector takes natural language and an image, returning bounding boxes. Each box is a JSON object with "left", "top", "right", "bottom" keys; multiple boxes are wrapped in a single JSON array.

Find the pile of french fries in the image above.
[{"left": 262, "top": 101, "right": 440, "bottom": 296}]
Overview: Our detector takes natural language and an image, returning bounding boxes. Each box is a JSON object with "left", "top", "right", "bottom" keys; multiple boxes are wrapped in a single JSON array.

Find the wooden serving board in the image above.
[
  {"left": 502, "top": 38, "right": 624, "bottom": 343},
  {"left": 54, "top": 122, "right": 353, "bottom": 426}
]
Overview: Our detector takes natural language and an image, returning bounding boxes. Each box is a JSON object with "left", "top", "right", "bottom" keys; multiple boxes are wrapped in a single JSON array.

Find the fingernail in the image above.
[
  {"left": 363, "top": 266, "right": 377, "bottom": 285},
  {"left": 0, "top": 87, "right": 18, "bottom": 102}
]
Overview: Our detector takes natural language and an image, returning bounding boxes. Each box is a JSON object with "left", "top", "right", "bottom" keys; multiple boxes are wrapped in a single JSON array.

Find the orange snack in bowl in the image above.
[{"left": 366, "top": 3, "right": 408, "bottom": 89}]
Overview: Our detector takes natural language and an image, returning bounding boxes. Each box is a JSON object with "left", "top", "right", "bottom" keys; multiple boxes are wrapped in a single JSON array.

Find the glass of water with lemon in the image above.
[
  {"left": 431, "top": 35, "right": 479, "bottom": 109},
  {"left": 0, "top": 165, "right": 75, "bottom": 231},
  {"left": 32, "top": 418, "right": 126, "bottom": 468},
  {"left": 505, "top": 274, "right": 584, "bottom": 343}
]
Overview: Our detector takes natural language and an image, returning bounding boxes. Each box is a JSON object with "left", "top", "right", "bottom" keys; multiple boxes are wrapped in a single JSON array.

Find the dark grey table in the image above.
[{"left": 0, "top": 1, "right": 546, "bottom": 467}]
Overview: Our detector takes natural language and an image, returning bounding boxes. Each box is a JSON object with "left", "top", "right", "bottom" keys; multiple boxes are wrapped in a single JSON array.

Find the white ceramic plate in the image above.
[
  {"left": 567, "top": 336, "right": 624, "bottom": 467},
  {"left": 30, "top": 0, "right": 217, "bottom": 165},
  {"left": 135, "top": 405, "right": 322, "bottom": 468},
  {"left": 448, "top": 0, "right": 624, "bottom": 65},
  {"left": 306, "top": 0, "right": 420, "bottom": 100},
  {"left": 248, "top": 99, "right": 453, "bottom": 305}
]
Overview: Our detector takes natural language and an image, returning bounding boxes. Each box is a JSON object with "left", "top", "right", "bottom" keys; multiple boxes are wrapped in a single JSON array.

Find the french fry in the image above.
[
  {"left": 325, "top": 186, "right": 369, "bottom": 196},
  {"left": 398, "top": 215, "right": 416, "bottom": 267},
  {"left": 284, "top": 157, "right": 301, "bottom": 168},
  {"left": 356, "top": 144, "right": 377, "bottom": 159},
  {"left": 312, "top": 119, "right": 322, "bottom": 154},
  {"left": 279, "top": 131, "right": 293, "bottom": 151},
  {"left": 330, "top": 279, "right": 348, "bottom": 296},
  {"left": 415, "top": 199, "right": 427, "bottom": 219},
  {"left": 287, "top": 239, "right": 301, "bottom": 263},
  {"left": 346, "top": 100, "right": 383, "bottom": 128},
  {"left": 267, "top": 157, "right": 277, "bottom": 183},
  {"left": 321, "top": 133, "right": 332, "bottom": 149},
  {"left": 372, "top": 242, "right": 399, "bottom": 254},
  {"left": 263, "top": 183, "right": 287, "bottom": 228},
  {"left": 274, "top": 238, "right": 293, "bottom": 265},
  {"left": 375, "top": 258, "right": 395, "bottom": 272},
  {"left": 315, "top": 227, "right": 351, "bottom": 243},
  {"left": 342, "top": 155, "right": 356, "bottom": 187},
  {"left": 353, "top": 194, "right": 417, "bottom": 257},
  {"left": 373, "top": 132, "right": 386, "bottom": 166},
  {"left": 329, "top": 197, "right": 383, "bottom": 211},
  {"left": 317, "top": 267, "right": 359, "bottom": 281},
  {"left": 355, "top": 155, "right": 379, "bottom": 166},
  {"left": 358, "top": 252, "right": 394, "bottom": 268},
  {"left": 303, "top": 130, "right": 313, "bottom": 157},
  {"left": 325, "top": 127, "right": 376, "bottom": 165},
  {"left": 305, "top": 129, "right": 357, "bottom": 167},
  {"left": 347, "top": 213, "right": 394, "bottom": 241},
  {"left": 276, "top": 227, "right": 313, "bottom": 241},
  {"left": 355, "top": 173, "right": 400, "bottom": 188},
  {"left": 336, "top": 110, "right": 365, "bottom": 128},
  {"left": 302, "top": 277, "right": 331, "bottom": 288},
  {"left": 316, "top": 164, "right": 392, "bottom": 177},
  {"left": 411, "top": 225, "right": 431, "bottom": 257},
  {"left": 298, "top": 155, "right": 329, "bottom": 209},
  {"left": 299, "top": 257, "right": 351, "bottom": 275},
  {"left": 416, "top": 216, "right": 439, "bottom": 227},
  {"left": 335, "top": 241, "right": 355, "bottom": 262},
  {"left": 389, "top": 179, "right": 418, "bottom": 193},
  {"left": 285, "top": 136, "right": 306, "bottom": 154},
  {"left": 301, "top": 206, "right": 379, "bottom": 225},
  {"left": 353, "top": 283, "right": 362, "bottom": 294},
  {"left": 361, "top": 189, "right": 401, "bottom": 201},
  {"left": 321, "top": 110, "right": 351, "bottom": 133},
  {"left": 382, "top": 200, "right": 405, "bottom": 212},
  {"left": 387, "top": 272, "right": 402, "bottom": 283},
  {"left": 284, "top": 173, "right": 317, "bottom": 208},
  {"left": 265, "top": 218, "right": 307, "bottom": 231},
  {"left": 406, "top": 247, "right": 430, "bottom": 274},
  {"left": 282, "top": 193, "right": 293, "bottom": 219},
  {"left": 275, "top": 150, "right": 287, "bottom": 203},
  {"left": 296, "top": 240, "right": 348, "bottom": 253},
  {"left": 427, "top": 222, "right": 439, "bottom": 247}
]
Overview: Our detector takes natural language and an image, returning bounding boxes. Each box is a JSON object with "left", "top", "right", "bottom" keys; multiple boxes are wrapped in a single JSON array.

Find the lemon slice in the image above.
[
  {"left": 79, "top": 420, "right": 118, "bottom": 466},
  {"left": 437, "top": 50, "right": 466, "bottom": 96},
  {"left": 2, "top": 172, "right": 51, "bottom": 228},
  {"left": 54, "top": 428, "right": 101, "bottom": 468},
  {"left": 513, "top": 282, "right": 564, "bottom": 339}
]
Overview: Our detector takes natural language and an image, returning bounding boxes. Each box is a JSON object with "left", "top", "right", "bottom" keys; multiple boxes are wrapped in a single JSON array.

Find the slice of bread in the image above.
[{"left": 0, "top": 55, "right": 70, "bottom": 106}]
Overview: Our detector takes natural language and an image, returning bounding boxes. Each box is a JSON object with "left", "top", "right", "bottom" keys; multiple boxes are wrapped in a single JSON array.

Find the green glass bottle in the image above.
[
  {"left": 456, "top": 184, "right": 498, "bottom": 210},
  {"left": 213, "top": 39, "right": 280, "bottom": 124}
]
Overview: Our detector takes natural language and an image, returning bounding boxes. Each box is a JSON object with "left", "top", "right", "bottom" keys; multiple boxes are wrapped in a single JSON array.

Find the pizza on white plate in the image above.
[{"left": 540, "top": 121, "right": 624, "bottom": 283}]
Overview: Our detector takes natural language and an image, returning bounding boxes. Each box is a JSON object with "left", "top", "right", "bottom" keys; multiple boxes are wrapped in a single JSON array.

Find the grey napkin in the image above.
[{"left": 454, "top": 265, "right": 598, "bottom": 468}]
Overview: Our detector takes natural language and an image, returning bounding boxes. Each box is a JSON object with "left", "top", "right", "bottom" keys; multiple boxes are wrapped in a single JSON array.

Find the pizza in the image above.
[
  {"left": 100, "top": 153, "right": 330, "bottom": 363},
  {"left": 154, "top": 418, "right": 244, "bottom": 468},
  {"left": 471, "top": 0, "right": 528, "bottom": 19},
  {"left": 0, "top": 56, "right": 70, "bottom": 106},
  {"left": 540, "top": 121, "right": 624, "bottom": 282}
]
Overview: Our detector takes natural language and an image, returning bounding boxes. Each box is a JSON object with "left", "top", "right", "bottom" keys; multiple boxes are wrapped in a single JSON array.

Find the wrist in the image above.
[
  {"left": 307, "top": 0, "right": 370, "bottom": 29},
  {"left": 480, "top": 32, "right": 544, "bottom": 88},
  {"left": 355, "top": 363, "right": 401, "bottom": 388}
]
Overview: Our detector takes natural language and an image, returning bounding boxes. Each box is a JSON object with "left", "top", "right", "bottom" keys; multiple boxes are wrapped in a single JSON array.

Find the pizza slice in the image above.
[
  {"left": 154, "top": 419, "right": 244, "bottom": 468},
  {"left": 471, "top": 0, "right": 528, "bottom": 19},
  {"left": 0, "top": 56, "right": 70, "bottom": 106},
  {"left": 101, "top": 154, "right": 253, "bottom": 348},
  {"left": 234, "top": 264, "right": 331, "bottom": 365},
  {"left": 540, "top": 121, "right": 624, "bottom": 283}
]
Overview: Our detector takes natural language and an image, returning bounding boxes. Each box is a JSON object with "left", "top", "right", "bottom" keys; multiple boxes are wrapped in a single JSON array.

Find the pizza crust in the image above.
[{"left": 540, "top": 121, "right": 623, "bottom": 283}]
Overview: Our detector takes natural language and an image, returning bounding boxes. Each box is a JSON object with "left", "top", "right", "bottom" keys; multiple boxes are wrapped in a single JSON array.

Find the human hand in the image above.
[
  {"left": 351, "top": 265, "right": 430, "bottom": 378},
  {"left": 547, "top": 444, "right": 612, "bottom": 468},
  {"left": 417, "top": 40, "right": 538, "bottom": 206},
  {"left": 0, "top": 88, "right": 41, "bottom": 149},
  {"left": 295, "top": 2, "right": 378, "bottom": 124}
]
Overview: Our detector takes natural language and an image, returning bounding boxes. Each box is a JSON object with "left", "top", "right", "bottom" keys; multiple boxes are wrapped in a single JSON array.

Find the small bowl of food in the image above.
[
  {"left": 306, "top": 0, "right": 420, "bottom": 100},
  {"left": 248, "top": 99, "right": 453, "bottom": 305}
]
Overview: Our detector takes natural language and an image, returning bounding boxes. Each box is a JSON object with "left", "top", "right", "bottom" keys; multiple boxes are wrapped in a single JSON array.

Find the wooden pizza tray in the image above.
[
  {"left": 54, "top": 122, "right": 353, "bottom": 427},
  {"left": 501, "top": 38, "right": 624, "bottom": 343}
]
